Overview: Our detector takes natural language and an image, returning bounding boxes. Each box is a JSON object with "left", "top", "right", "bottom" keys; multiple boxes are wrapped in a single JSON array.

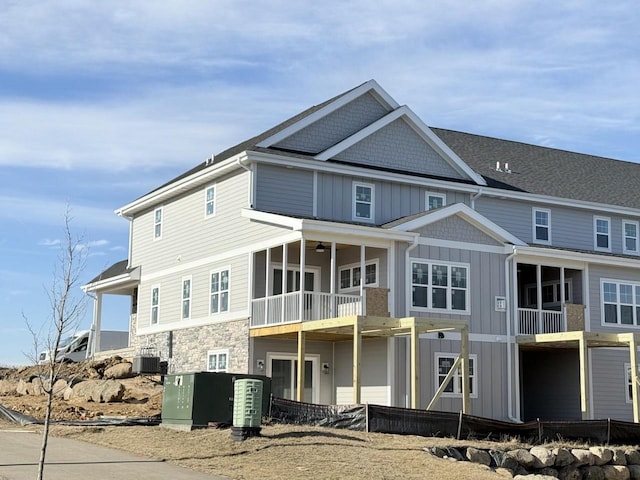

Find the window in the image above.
[
  {"left": 207, "top": 349, "right": 229, "bottom": 372},
  {"left": 623, "top": 221, "right": 639, "bottom": 255},
  {"left": 150, "top": 286, "right": 160, "bottom": 325},
  {"left": 210, "top": 268, "right": 230, "bottom": 314},
  {"left": 181, "top": 277, "right": 191, "bottom": 320},
  {"left": 205, "top": 185, "right": 216, "bottom": 217},
  {"left": 533, "top": 208, "right": 551, "bottom": 244},
  {"left": 353, "top": 182, "right": 374, "bottom": 221},
  {"left": 602, "top": 280, "right": 640, "bottom": 326},
  {"left": 411, "top": 260, "right": 469, "bottom": 312},
  {"left": 525, "top": 280, "right": 572, "bottom": 309},
  {"left": 435, "top": 353, "right": 477, "bottom": 398},
  {"left": 426, "top": 192, "right": 446, "bottom": 211},
  {"left": 338, "top": 260, "right": 378, "bottom": 292},
  {"left": 153, "top": 207, "right": 163, "bottom": 239},
  {"left": 594, "top": 216, "right": 611, "bottom": 252}
]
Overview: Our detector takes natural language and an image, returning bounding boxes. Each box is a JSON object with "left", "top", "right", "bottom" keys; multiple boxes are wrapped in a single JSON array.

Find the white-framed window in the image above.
[
  {"left": 426, "top": 192, "right": 446, "bottom": 211},
  {"left": 204, "top": 185, "right": 216, "bottom": 217},
  {"left": 435, "top": 353, "right": 477, "bottom": 398},
  {"left": 411, "top": 260, "right": 469, "bottom": 313},
  {"left": 623, "top": 220, "right": 639, "bottom": 255},
  {"left": 525, "top": 279, "right": 572, "bottom": 309},
  {"left": 150, "top": 285, "right": 160, "bottom": 325},
  {"left": 338, "top": 260, "right": 379, "bottom": 292},
  {"left": 210, "top": 268, "right": 230, "bottom": 314},
  {"left": 353, "top": 182, "right": 374, "bottom": 222},
  {"left": 602, "top": 280, "right": 640, "bottom": 326},
  {"left": 626, "top": 363, "right": 640, "bottom": 403},
  {"left": 207, "top": 349, "right": 229, "bottom": 372},
  {"left": 153, "top": 207, "right": 163, "bottom": 240},
  {"left": 533, "top": 208, "right": 551, "bottom": 245},
  {"left": 181, "top": 277, "right": 192, "bottom": 320},
  {"left": 594, "top": 216, "right": 611, "bottom": 252}
]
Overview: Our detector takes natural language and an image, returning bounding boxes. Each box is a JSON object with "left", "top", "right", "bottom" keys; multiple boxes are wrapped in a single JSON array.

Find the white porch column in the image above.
[
  {"left": 299, "top": 238, "right": 306, "bottom": 321},
  {"left": 265, "top": 248, "right": 271, "bottom": 323},
  {"left": 536, "top": 264, "right": 542, "bottom": 332},
  {"left": 282, "top": 243, "right": 288, "bottom": 323},
  {"left": 90, "top": 292, "right": 102, "bottom": 359},
  {"left": 330, "top": 241, "right": 336, "bottom": 317},
  {"left": 360, "top": 244, "right": 365, "bottom": 315},
  {"left": 560, "top": 267, "right": 566, "bottom": 331}
]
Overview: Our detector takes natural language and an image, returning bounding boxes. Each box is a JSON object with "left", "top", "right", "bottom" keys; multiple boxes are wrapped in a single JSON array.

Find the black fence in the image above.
[{"left": 269, "top": 397, "right": 640, "bottom": 445}]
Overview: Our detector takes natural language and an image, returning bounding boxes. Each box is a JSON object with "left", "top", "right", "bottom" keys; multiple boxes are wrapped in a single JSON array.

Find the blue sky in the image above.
[{"left": 1, "top": 1, "right": 640, "bottom": 365}]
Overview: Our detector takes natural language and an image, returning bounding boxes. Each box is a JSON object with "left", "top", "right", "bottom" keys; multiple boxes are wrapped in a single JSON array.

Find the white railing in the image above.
[
  {"left": 251, "top": 292, "right": 362, "bottom": 327},
  {"left": 517, "top": 308, "right": 565, "bottom": 335}
]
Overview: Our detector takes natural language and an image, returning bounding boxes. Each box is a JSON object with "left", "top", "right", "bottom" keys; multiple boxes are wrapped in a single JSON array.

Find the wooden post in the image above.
[
  {"left": 353, "top": 319, "right": 362, "bottom": 404},
  {"left": 578, "top": 334, "right": 590, "bottom": 420},
  {"left": 460, "top": 327, "right": 471, "bottom": 414},
  {"left": 630, "top": 334, "right": 639, "bottom": 423},
  {"left": 297, "top": 330, "right": 306, "bottom": 402},
  {"left": 410, "top": 323, "right": 420, "bottom": 409}
]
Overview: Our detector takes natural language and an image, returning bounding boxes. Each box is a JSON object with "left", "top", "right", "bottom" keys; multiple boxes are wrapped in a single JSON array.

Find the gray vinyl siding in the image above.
[
  {"left": 334, "top": 118, "right": 466, "bottom": 180},
  {"left": 251, "top": 337, "right": 334, "bottom": 405},
  {"left": 136, "top": 254, "right": 248, "bottom": 329},
  {"left": 408, "top": 244, "right": 508, "bottom": 335},
  {"left": 316, "top": 171, "right": 469, "bottom": 225},
  {"left": 591, "top": 348, "right": 634, "bottom": 421},
  {"left": 334, "top": 338, "right": 389, "bottom": 405},
  {"left": 588, "top": 263, "right": 640, "bottom": 332},
  {"left": 274, "top": 92, "right": 390, "bottom": 154},
  {"left": 418, "top": 338, "right": 508, "bottom": 420},
  {"left": 254, "top": 164, "right": 314, "bottom": 216},
  {"left": 130, "top": 171, "right": 288, "bottom": 274},
  {"left": 416, "top": 217, "right": 503, "bottom": 246}
]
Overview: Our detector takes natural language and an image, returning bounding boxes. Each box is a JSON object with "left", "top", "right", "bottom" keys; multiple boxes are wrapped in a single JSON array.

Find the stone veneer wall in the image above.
[{"left": 130, "top": 319, "right": 250, "bottom": 374}]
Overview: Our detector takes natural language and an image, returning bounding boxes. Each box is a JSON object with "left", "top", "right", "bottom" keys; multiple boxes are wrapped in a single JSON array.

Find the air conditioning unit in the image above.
[{"left": 132, "top": 355, "right": 161, "bottom": 374}]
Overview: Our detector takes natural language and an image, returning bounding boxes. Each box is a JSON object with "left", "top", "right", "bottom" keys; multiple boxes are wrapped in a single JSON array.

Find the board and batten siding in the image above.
[
  {"left": 316, "top": 171, "right": 469, "bottom": 225},
  {"left": 254, "top": 164, "right": 314, "bottom": 217},
  {"left": 334, "top": 338, "right": 389, "bottom": 405},
  {"left": 588, "top": 263, "right": 640, "bottom": 332},
  {"left": 130, "top": 170, "right": 289, "bottom": 275},
  {"left": 591, "top": 348, "right": 634, "bottom": 421},
  {"left": 136, "top": 254, "right": 248, "bottom": 330}
]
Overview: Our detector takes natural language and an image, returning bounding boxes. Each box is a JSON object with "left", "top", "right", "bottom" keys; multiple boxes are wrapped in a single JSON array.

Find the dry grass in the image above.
[{"left": 43, "top": 422, "right": 514, "bottom": 480}]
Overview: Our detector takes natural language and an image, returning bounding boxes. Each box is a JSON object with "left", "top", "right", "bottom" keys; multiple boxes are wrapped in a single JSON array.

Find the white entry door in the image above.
[{"left": 267, "top": 353, "right": 319, "bottom": 403}]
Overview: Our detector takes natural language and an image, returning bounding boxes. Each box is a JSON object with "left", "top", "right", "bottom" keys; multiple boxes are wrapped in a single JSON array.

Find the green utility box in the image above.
[
  {"left": 161, "top": 372, "right": 271, "bottom": 430},
  {"left": 233, "top": 379, "right": 263, "bottom": 428}
]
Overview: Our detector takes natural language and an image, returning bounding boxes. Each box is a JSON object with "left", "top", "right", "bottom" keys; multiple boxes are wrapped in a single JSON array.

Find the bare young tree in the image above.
[{"left": 26, "top": 209, "right": 88, "bottom": 480}]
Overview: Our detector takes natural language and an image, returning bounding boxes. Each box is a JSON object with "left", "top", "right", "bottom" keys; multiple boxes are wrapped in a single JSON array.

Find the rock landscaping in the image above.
[{"left": 429, "top": 445, "right": 640, "bottom": 479}]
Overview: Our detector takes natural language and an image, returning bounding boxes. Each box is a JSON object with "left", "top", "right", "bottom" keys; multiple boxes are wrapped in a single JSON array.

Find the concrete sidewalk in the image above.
[{"left": 0, "top": 429, "right": 227, "bottom": 480}]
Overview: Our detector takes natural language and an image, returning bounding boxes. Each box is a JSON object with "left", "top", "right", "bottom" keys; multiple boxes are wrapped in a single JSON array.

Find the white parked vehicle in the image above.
[{"left": 38, "top": 330, "right": 128, "bottom": 364}]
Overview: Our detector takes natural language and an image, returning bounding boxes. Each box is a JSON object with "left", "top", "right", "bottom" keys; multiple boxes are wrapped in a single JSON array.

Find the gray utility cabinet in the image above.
[{"left": 161, "top": 372, "right": 271, "bottom": 429}]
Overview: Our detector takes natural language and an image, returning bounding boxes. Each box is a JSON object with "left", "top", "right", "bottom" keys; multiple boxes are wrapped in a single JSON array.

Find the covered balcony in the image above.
[{"left": 516, "top": 263, "right": 585, "bottom": 335}]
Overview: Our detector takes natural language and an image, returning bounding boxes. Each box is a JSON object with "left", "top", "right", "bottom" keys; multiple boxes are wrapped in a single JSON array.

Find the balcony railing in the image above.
[
  {"left": 251, "top": 291, "right": 362, "bottom": 327},
  {"left": 517, "top": 308, "right": 565, "bottom": 335}
]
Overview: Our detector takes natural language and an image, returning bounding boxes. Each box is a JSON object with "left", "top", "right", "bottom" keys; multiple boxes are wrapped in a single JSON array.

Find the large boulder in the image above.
[
  {"left": 573, "top": 449, "right": 596, "bottom": 467},
  {"left": 16, "top": 379, "right": 30, "bottom": 396},
  {"left": 591, "top": 447, "right": 614, "bottom": 466},
  {"left": 627, "top": 450, "right": 640, "bottom": 466},
  {"left": 530, "top": 446, "right": 556, "bottom": 468},
  {"left": 558, "top": 466, "right": 582, "bottom": 480},
  {"left": 554, "top": 448, "right": 576, "bottom": 468},
  {"left": 628, "top": 464, "right": 640, "bottom": 479},
  {"left": 0, "top": 379, "right": 17, "bottom": 395},
  {"left": 103, "top": 362, "right": 133, "bottom": 380},
  {"left": 70, "top": 380, "right": 125, "bottom": 403},
  {"left": 508, "top": 448, "right": 537, "bottom": 468},
  {"left": 602, "top": 465, "right": 630, "bottom": 480},
  {"left": 582, "top": 466, "right": 605, "bottom": 480},
  {"left": 52, "top": 379, "right": 68, "bottom": 398},
  {"left": 465, "top": 447, "right": 491, "bottom": 466}
]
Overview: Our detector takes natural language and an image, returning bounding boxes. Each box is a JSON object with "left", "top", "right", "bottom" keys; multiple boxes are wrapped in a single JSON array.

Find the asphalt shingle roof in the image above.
[{"left": 87, "top": 259, "right": 131, "bottom": 284}]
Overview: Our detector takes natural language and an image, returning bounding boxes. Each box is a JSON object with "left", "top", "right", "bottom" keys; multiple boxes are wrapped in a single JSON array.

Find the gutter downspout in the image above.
[
  {"left": 471, "top": 188, "right": 483, "bottom": 210},
  {"left": 404, "top": 233, "right": 420, "bottom": 407},
  {"left": 505, "top": 245, "right": 521, "bottom": 423},
  {"left": 237, "top": 157, "right": 254, "bottom": 208}
]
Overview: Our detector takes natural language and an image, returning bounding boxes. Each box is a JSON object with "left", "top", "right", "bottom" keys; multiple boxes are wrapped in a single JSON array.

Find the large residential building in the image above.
[{"left": 84, "top": 80, "right": 640, "bottom": 423}]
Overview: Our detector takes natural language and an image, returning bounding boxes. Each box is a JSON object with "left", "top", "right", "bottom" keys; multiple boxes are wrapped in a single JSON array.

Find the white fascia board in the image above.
[
  {"left": 315, "top": 106, "right": 486, "bottom": 187},
  {"left": 240, "top": 208, "right": 303, "bottom": 230},
  {"left": 515, "top": 245, "right": 640, "bottom": 269},
  {"left": 391, "top": 203, "right": 527, "bottom": 246},
  {"left": 82, "top": 268, "right": 140, "bottom": 293},
  {"left": 116, "top": 153, "right": 249, "bottom": 217},
  {"left": 255, "top": 80, "right": 399, "bottom": 148}
]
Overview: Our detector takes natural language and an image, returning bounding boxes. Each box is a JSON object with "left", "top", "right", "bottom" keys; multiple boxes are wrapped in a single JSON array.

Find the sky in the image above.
[{"left": 1, "top": 0, "right": 640, "bottom": 365}]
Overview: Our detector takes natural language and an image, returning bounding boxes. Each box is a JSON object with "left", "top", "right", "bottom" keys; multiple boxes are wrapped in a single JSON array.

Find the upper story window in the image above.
[
  {"left": 154, "top": 207, "right": 163, "bottom": 240},
  {"left": 594, "top": 216, "right": 611, "bottom": 252},
  {"left": 602, "top": 280, "right": 640, "bottom": 326},
  {"left": 623, "top": 220, "right": 639, "bottom": 255},
  {"left": 533, "top": 208, "right": 551, "bottom": 244},
  {"left": 205, "top": 185, "right": 216, "bottom": 217},
  {"left": 339, "top": 260, "right": 378, "bottom": 292},
  {"left": 435, "top": 353, "right": 477, "bottom": 398},
  {"left": 182, "top": 277, "right": 192, "bottom": 320},
  {"left": 151, "top": 286, "right": 160, "bottom": 325},
  {"left": 207, "top": 349, "right": 229, "bottom": 372},
  {"left": 353, "top": 182, "right": 374, "bottom": 222},
  {"left": 210, "top": 268, "right": 230, "bottom": 314},
  {"left": 426, "top": 192, "right": 446, "bottom": 211},
  {"left": 411, "top": 260, "right": 469, "bottom": 313}
]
